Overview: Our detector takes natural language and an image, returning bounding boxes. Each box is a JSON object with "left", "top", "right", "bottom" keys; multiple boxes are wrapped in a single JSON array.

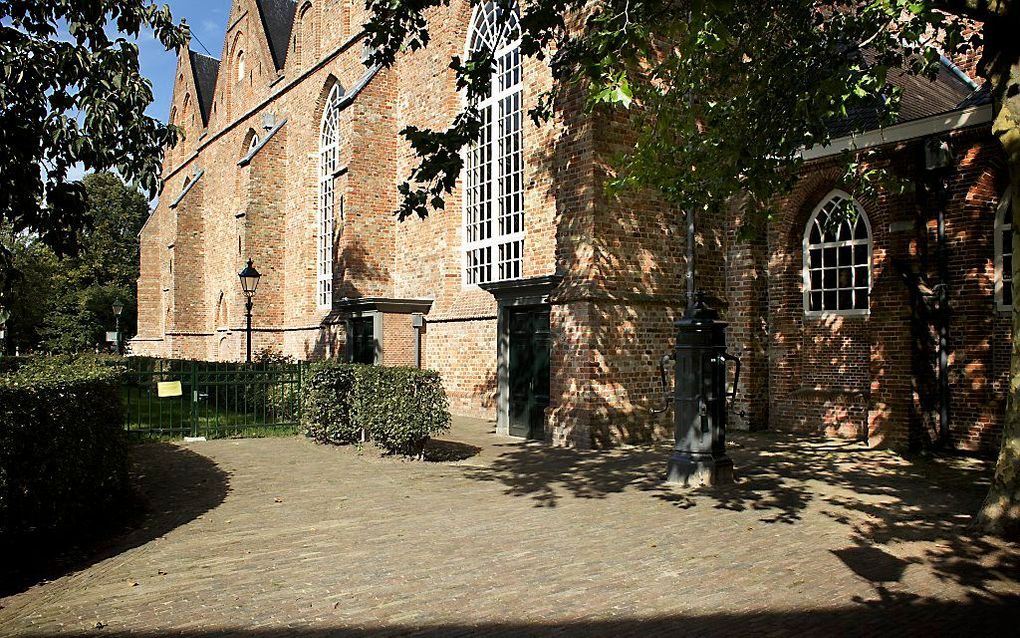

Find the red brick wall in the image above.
[
  {"left": 134, "top": 1, "right": 1010, "bottom": 454},
  {"left": 765, "top": 128, "right": 1009, "bottom": 453},
  {"left": 136, "top": 0, "right": 563, "bottom": 422}
]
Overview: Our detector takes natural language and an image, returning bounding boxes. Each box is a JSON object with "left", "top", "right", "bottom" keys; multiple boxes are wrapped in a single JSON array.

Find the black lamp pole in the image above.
[
  {"left": 238, "top": 258, "right": 262, "bottom": 363},
  {"left": 0, "top": 307, "right": 8, "bottom": 358},
  {"left": 112, "top": 299, "right": 124, "bottom": 355}
]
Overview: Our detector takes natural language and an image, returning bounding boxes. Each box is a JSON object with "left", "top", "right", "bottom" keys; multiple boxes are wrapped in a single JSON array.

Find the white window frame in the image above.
[
  {"left": 318, "top": 83, "right": 343, "bottom": 309},
  {"left": 461, "top": 0, "right": 525, "bottom": 287},
  {"left": 995, "top": 187, "right": 1013, "bottom": 312},
  {"left": 802, "top": 189, "right": 873, "bottom": 318}
]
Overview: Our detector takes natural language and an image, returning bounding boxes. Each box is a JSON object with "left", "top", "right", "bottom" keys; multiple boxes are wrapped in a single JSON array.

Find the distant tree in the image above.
[
  {"left": 39, "top": 172, "right": 149, "bottom": 353},
  {"left": 0, "top": 231, "right": 57, "bottom": 355},
  {"left": 1, "top": 173, "right": 148, "bottom": 354},
  {"left": 0, "top": 0, "right": 187, "bottom": 277}
]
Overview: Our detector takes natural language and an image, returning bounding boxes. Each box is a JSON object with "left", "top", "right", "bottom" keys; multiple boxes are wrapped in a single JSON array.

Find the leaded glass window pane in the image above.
[
  {"left": 803, "top": 191, "right": 871, "bottom": 314},
  {"left": 463, "top": 1, "right": 524, "bottom": 285}
]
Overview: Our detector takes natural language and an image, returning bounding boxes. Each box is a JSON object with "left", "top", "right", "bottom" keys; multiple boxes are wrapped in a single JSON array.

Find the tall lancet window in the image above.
[
  {"left": 318, "top": 83, "right": 343, "bottom": 308},
  {"left": 464, "top": 0, "right": 524, "bottom": 285}
]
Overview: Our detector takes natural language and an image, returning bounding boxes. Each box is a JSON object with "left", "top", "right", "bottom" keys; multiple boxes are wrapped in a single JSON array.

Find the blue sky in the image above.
[
  {"left": 141, "top": 0, "right": 232, "bottom": 122},
  {"left": 60, "top": 1, "right": 230, "bottom": 184}
]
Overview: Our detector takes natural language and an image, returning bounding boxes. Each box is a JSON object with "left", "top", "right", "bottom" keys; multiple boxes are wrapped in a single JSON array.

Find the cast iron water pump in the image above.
[{"left": 658, "top": 292, "right": 740, "bottom": 486}]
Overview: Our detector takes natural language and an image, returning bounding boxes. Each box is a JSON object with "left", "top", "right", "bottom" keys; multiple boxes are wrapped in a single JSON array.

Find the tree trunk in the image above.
[{"left": 975, "top": 8, "right": 1020, "bottom": 537}]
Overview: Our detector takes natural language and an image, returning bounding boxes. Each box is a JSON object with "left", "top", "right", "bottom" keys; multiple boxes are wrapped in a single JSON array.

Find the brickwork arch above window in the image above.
[
  {"left": 802, "top": 190, "right": 872, "bottom": 316},
  {"left": 462, "top": 0, "right": 524, "bottom": 286},
  {"left": 293, "top": 2, "right": 314, "bottom": 68},
  {"left": 995, "top": 187, "right": 1014, "bottom": 311}
]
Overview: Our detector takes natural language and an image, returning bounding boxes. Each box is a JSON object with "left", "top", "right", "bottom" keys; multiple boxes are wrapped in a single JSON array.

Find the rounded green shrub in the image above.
[
  {"left": 302, "top": 360, "right": 359, "bottom": 444},
  {"left": 354, "top": 365, "right": 452, "bottom": 458},
  {"left": 301, "top": 362, "right": 452, "bottom": 458}
]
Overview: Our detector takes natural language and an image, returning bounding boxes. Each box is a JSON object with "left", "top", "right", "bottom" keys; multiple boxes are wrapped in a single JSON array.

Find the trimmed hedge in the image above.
[
  {"left": 303, "top": 360, "right": 359, "bottom": 444},
  {"left": 303, "top": 362, "right": 452, "bottom": 457},
  {"left": 0, "top": 357, "right": 128, "bottom": 543}
]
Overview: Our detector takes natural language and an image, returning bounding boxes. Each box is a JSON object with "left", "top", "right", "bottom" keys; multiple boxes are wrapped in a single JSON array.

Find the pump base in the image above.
[{"left": 665, "top": 451, "right": 734, "bottom": 487}]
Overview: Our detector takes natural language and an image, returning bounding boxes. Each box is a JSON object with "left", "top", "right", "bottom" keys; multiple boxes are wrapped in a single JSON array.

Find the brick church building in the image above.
[{"left": 133, "top": 0, "right": 1011, "bottom": 454}]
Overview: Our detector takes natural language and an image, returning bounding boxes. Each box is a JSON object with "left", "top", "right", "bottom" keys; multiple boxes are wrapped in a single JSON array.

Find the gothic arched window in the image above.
[
  {"left": 318, "top": 83, "right": 343, "bottom": 308},
  {"left": 463, "top": 0, "right": 523, "bottom": 285},
  {"left": 803, "top": 190, "right": 872, "bottom": 315},
  {"left": 996, "top": 188, "right": 1013, "bottom": 310},
  {"left": 236, "top": 49, "right": 246, "bottom": 82}
]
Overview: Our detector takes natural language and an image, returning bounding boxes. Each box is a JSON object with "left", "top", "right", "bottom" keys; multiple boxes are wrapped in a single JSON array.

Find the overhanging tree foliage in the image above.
[
  {"left": 0, "top": 0, "right": 187, "bottom": 276},
  {"left": 364, "top": 0, "right": 1020, "bottom": 537}
]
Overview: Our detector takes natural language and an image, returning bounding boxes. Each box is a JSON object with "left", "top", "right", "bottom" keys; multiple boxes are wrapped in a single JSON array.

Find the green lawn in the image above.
[{"left": 120, "top": 385, "right": 301, "bottom": 441}]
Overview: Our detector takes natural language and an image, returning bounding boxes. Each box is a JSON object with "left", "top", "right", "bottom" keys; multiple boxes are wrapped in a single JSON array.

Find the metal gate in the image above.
[{"left": 121, "top": 358, "right": 304, "bottom": 438}]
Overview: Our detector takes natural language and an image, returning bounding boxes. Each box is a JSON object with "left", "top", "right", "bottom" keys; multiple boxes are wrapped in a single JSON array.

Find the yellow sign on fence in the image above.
[{"left": 157, "top": 381, "right": 183, "bottom": 398}]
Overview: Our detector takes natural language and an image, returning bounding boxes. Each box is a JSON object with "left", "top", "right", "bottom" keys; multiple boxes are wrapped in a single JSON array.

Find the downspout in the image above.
[
  {"left": 936, "top": 191, "right": 951, "bottom": 449},
  {"left": 412, "top": 313, "right": 424, "bottom": 369},
  {"left": 924, "top": 136, "right": 954, "bottom": 448}
]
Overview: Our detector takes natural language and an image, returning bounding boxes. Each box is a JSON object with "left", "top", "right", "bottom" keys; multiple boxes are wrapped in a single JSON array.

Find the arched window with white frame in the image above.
[
  {"left": 995, "top": 188, "right": 1013, "bottom": 310},
  {"left": 318, "top": 83, "right": 343, "bottom": 308},
  {"left": 803, "top": 190, "right": 872, "bottom": 315},
  {"left": 463, "top": 0, "right": 524, "bottom": 285}
]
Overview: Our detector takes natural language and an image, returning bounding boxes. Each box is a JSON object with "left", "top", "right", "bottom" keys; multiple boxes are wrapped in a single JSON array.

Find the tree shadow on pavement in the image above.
[
  {"left": 0, "top": 443, "right": 229, "bottom": 597},
  {"left": 36, "top": 598, "right": 1020, "bottom": 637},
  {"left": 460, "top": 431, "right": 1020, "bottom": 607}
]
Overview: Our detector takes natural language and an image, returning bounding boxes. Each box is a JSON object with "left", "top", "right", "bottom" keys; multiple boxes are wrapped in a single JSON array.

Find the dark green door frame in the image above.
[
  {"left": 508, "top": 306, "right": 551, "bottom": 439},
  {"left": 479, "top": 275, "right": 562, "bottom": 440}
]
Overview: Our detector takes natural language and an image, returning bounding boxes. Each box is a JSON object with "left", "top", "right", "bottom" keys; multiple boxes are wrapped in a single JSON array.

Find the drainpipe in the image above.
[
  {"left": 940, "top": 55, "right": 980, "bottom": 91},
  {"left": 936, "top": 203, "right": 951, "bottom": 448},
  {"left": 412, "top": 313, "right": 425, "bottom": 369},
  {"left": 924, "top": 137, "right": 954, "bottom": 448}
]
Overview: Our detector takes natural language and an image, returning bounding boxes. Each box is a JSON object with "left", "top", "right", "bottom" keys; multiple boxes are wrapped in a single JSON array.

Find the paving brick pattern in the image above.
[{"left": 1, "top": 418, "right": 1018, "bottom": 637}]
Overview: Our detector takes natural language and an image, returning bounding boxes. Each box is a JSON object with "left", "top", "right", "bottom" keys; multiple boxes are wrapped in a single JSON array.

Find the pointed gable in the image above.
[
  {"left": 254, "top": 0, "right": 298, "bottom": 70},
  {"left": 188, "top": 51, "right": 221, "bottom": 126}
]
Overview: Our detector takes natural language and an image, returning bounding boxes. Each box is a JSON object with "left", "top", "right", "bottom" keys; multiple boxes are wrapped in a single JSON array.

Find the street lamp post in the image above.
[
  {"left": 0, "top": 307, "right": 9, "bottom": 358},
  {"left": 112, "top": 299, "right": 124, "bottom": 355},
  {"left": 237, "top": 258, "right": 262, "bottom": 363}
]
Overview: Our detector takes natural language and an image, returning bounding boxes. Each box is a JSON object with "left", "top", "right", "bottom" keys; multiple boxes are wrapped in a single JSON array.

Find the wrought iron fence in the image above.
[{"left": 121, "top": 358, "right": 304, "bottom": 438}]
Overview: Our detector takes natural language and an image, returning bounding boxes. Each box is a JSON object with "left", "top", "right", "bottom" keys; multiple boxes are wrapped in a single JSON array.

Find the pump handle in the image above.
[
  {"left": 721, "top": 352, "right": 741, "bottom": 400},
  {"left": 650, "top": 353, "right": 674, "bottom": 414}
]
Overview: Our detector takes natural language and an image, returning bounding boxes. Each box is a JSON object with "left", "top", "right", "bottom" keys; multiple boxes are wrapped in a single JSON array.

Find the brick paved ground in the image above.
[{"left": 1, "top": 418, "right": 1018, "bottom": 637}]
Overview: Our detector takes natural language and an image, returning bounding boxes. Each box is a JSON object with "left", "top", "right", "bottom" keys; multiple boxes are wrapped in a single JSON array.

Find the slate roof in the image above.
[
  {"left": 827, "top": 57, "right": 991, "bottom": 138},
  {"left": 255, "top": 0, "right": 298, "bottom": 70},
  {"left": 188, "top": 51, "right": 220, "bottom": 126}
]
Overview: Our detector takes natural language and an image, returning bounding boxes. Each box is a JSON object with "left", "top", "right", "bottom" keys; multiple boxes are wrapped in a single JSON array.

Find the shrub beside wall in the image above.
[
  {"left": 303, "top": 362, "right": 452, "bottom": 457},
  {"left": 303, "top": 360, "right": 359, "bottom": 444},
  {"left": 0, "top": 357, "right": 128, "bottom": 543}
]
